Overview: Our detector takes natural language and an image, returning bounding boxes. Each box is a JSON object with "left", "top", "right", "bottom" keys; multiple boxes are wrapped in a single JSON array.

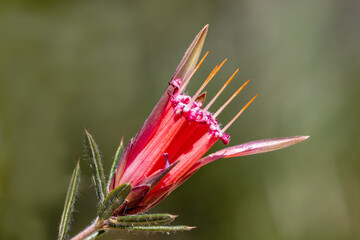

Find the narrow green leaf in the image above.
[
  {"left": 84, "top": 230, "right": 105, "bottom": 240},
  {"left": 98, "top": 183, "right": 131, "bottom": 220},
  {"left": 107, "top": 225, "right": 195, "bottom": 232},
  {"left": 106, "top": 138, "right": 124, "bottom": 192},
  {"left": 111, "top": 213, "right": 177, "bottom": 226},
  {"left": 84, "top": 129, "right": 106, "bottom": 202},
  {"left": 58, "top": 160, "right": 81, "bottom": 240}
]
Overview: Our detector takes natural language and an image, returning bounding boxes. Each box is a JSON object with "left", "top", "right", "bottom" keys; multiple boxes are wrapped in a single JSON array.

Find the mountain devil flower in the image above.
[
  {"left": 61, "top": 24, "right": 309, "bottom": 240},
  {"left": 107, "top": 25, "right": 309, "bottom": 216}
]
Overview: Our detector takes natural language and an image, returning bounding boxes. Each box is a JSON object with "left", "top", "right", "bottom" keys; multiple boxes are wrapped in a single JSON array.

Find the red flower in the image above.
[{"left": 108, "top": 25, "right": 308, "bottom": 215}]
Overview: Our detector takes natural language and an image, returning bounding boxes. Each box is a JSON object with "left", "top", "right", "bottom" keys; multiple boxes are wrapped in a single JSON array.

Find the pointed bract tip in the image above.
[
  {"left": 223, "top": 135, "right": 310, "bottom": 158},
  {"left": 196, "top": 92, "right": 207, "bottom": 104},
  {"left": 200, "top": 24, "right": 209, "bottom": 34},
  {"left": 172, "top": 25, "right": 209, "bottom": 87},
  {"left": 284, "top": 135, "right": 310, "bottom": 144},
  {"left": 196, "top": 135, "right": 310, "bottom": 167}
]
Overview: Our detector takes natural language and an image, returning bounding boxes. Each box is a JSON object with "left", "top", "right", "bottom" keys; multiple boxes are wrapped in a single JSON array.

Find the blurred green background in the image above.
[{"left": 0, "top": 1, "right": 359, "bottom": 239}]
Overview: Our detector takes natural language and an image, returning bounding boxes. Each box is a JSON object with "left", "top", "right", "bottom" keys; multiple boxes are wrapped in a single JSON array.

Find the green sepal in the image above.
[
  {"left": 111, "top": 213, "right": 177, "bottom": 226},
  {"left": 98, "top": 183, "right": 131, "bottom": 220},
  {"left": 84, "top": 129, "right": 106, "bottom": 202},
  {"left": 58, "top": 160, "right": 81, "bottom": 240},
  {"left": 106, "top": 139, "right": 124, "bottom": 191},
  {"left": 106, "top": 224, "right": 195, "bottom": 232},
  {"left": 84, "top": 230, "right": 105, "bottom": 240}
]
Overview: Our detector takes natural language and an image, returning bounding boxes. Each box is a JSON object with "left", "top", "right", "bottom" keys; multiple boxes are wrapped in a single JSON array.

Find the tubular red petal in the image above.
[
  {"left": 120, "top": 112, "right": 187, "bottom": 185},
  {"left": 127, "top": 87, "right": 175, "bottom": 167},
  {"left": 157, "top": 132, "right": 218, "bottom": 188}
]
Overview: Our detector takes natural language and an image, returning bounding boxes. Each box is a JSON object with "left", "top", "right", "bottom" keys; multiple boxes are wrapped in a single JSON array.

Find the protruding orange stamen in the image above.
[
  {"left": 203, "top": 68, "right": 239, "bottom": 111},
  {"left": 221, "top": 94, "right": 258, "bottom": 133},
  {"left": 213, "top": 79, "right": 251, "bottom": 118},
  {"left": 179, "top": 50, "right": 210, "bottom": 93},
  {"left": 188, "top": 58, "right": 228, "bottom": 106}
]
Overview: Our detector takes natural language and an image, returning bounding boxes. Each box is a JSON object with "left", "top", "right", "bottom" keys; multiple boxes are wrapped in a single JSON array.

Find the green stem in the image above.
[{"left": 71, "top": 220, "right": 103, "bottom": 240}]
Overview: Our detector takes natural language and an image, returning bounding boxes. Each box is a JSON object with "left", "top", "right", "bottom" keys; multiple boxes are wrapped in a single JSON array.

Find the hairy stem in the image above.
[{"left": 71, "top": 220, "right": 103, "bottom": 240}]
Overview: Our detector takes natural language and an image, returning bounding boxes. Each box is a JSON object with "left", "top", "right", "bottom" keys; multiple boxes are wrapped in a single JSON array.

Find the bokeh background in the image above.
[{"left": 0, "top": 1, "right": 359, "bottom": 240}]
